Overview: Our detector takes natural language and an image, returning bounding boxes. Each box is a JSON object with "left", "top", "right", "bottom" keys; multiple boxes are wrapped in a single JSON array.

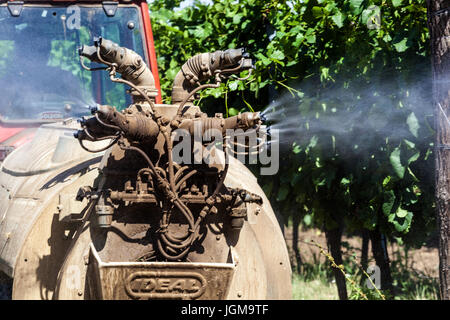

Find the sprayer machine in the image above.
[{"left": 0, "top": 0, "right": 291, "bottom": 300}]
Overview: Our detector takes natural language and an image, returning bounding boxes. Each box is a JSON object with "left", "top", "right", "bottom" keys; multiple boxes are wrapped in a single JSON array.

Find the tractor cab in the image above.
[{"left": 0, "top": 0, "right": 160, "bottom": 161}]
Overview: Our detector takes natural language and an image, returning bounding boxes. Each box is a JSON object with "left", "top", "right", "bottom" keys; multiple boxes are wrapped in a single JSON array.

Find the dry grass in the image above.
[{"left": 292, "top": 273, "right": 338, "bottom": 300}]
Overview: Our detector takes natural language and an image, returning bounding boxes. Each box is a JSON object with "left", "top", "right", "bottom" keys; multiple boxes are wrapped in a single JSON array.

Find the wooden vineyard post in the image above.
[{"left": 427, "top": 0, "right": 450, "bottom": 300}]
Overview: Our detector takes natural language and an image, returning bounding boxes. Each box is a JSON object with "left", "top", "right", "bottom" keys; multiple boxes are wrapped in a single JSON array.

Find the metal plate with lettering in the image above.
[
  {"left": 86, "top": 243, "right": 236, "bottom": 300},
  {"left": 125, "top": 271, "right": 207, "bottom": 299}
]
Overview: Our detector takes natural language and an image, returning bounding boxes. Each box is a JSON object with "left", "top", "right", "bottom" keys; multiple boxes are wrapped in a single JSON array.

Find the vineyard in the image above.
[{"left": 149, "top": 0, "right": 439, "bottom": 299}]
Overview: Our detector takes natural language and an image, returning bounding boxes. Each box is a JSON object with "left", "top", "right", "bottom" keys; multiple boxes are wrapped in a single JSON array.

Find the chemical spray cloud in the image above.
[
  {"left": 258, "top": 63, "right": 433, "bottom": 161},
  {"left": 167, "top": 63, "right": 432, "bottom": 176}
]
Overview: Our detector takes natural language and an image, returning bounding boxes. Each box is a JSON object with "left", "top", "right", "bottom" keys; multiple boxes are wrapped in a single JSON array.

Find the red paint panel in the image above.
[
  {"left": 0, "top": 127, "right": 25, "bottom": 144},
  {"left": 0, "top": 126, "right": 37, "bottom": 148},
  {"left": 140, "top": 0, "right": 162, "bottom": 104}
]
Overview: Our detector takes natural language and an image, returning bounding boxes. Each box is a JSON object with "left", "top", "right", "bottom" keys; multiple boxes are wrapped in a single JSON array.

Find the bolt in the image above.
[
  {"left": 216, "top": 235, "right": 221, "bottom": 241},
  {"left": 237, "top": 292, "right": 242, "bottom": 298},
  {"left": 78, "top": 291, "right": 83, "bottom": 296},
  {"left": 255, "top": 207, "right": 261, "bottom": 215}
]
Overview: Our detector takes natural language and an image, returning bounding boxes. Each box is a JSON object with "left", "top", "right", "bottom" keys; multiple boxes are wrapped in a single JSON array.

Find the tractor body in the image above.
[{"left": 0, "top": 0, "right": 292, "bottom": 300}]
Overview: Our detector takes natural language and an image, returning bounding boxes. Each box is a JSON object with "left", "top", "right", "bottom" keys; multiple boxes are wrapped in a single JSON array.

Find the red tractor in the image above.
[{"left": 0, "top": 0, "right": 162, "bottom": 162}]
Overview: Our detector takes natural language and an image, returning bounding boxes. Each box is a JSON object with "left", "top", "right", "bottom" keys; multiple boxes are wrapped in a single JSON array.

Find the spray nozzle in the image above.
[
  {"left": 259, "top": 112, "right": 267, "bottom": 123},
  {"left": 78, "top": 116, "right": 87, "bottom": 126},
  {"left": 93, "top": 36, "right": 102, "bottom": 47},
  {"left": 78, "top": 45, "right": 98, "bottom": 60},
  {"left": 89, "top": 105, "right": 98, "bottom": 115}
]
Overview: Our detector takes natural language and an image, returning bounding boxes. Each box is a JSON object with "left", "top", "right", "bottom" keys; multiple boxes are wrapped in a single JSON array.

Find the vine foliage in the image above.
[{"left": 149, "top": 0, "right": 435, "bottom": 249}]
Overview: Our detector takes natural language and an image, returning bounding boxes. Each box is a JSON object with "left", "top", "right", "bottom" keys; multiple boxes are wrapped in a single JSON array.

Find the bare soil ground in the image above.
[{"left": 284, "top": 226, "right": 439, "bottom": 279}]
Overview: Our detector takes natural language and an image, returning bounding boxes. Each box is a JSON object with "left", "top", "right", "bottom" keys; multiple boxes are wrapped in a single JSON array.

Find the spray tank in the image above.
[{"left": 0, "top": 37, "right": 291, "bottom": 300}]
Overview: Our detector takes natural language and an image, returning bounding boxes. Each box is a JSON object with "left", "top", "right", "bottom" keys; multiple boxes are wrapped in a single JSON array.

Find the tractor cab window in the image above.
[{"left": 0, "top": 4, "right": 146, "bottom": 121}]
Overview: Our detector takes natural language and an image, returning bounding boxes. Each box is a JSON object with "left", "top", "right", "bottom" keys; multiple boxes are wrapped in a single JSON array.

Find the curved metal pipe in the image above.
[
  {"left": 79, "top": 37, "right": 158, "bottom": 100},
  {"left": 171, "top": 48, "right": 251, "bottom": 104}
]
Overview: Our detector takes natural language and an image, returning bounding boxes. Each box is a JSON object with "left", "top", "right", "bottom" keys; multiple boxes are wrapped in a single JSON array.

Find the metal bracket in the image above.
[
  {"left": 102, "top": 1, "right": 118, "bottom": 17},
  {"left": 58, "top": 193, "right": 89, "bottom": 223},
  {"left": 7, "top": 1, "right": 24, "bottom": 17}
]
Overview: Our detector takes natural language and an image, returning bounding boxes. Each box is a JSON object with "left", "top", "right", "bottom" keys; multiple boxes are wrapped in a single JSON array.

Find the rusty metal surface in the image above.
[
  {"left": 86, "top": 243, "right": 235, "bottom": 300},
  {"left": 2, "top": 38, "right": 292, "bottom": 300},
  {"left": 52, "top": 156, "right": 291, "bottom": 300},
  {"left": 73, "top": 39, "right": 263, "bottom": 263},
  {"left": 79, "top": 37, "right": 158, "bottom": 99},
  {"left": 171, "top": 49, "right": 253, "bottom": 104}
]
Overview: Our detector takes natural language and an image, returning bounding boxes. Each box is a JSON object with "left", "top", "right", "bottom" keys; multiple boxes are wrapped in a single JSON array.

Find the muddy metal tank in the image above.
[{"left": 0, "top": 39, "right": 292, "bottom": 300}]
